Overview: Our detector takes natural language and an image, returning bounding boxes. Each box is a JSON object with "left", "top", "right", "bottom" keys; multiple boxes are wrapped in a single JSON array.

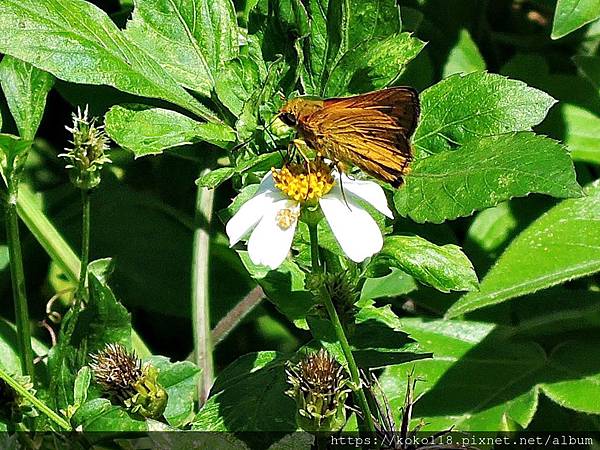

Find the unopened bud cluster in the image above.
[
  {"left": 90, "top": 343, "right": 167, "bottom": 419},
  {"left": 60, "top": 106, "right": 111, "bottom": 190},
  {"left": 285, "top": 349, "right": 350, "bottom": 432}
]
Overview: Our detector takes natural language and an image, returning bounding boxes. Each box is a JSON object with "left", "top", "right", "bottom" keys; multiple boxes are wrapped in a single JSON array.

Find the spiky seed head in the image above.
[
  {"left": 286, "top": 349, "right": 350, "bottom": 432},
  {"left": 59, "top": 105, "right": 111, "bottom": 190},
  {"left": 89, "top": 343, "right": 167, "bottom": 419}
]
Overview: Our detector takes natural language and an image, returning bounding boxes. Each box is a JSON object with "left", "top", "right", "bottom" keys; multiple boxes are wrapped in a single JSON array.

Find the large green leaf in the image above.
[
  {"left": 192, "top": 352, "right": 296, "bottom": 436},
  {"left": 104, "top": 105, "right": 235, "bottom": 157},
  {"left": 413, "top": 72, "right": 556, "bottom": 156},
  {"left": 367, "top": 235, "right": 478, "bottom": 293},
  {"left": 395, "top": 132, "right": 582, "bottom": 223},
  {"left": 124, "top": 0, "right": 238, "bottom": 96},
  {"left": 0, "top": 0, "right": 217, "bottom": 121},
  {"left": 446, "top": 181, "right": 600, "bottom": 318},
  {"left": 0, "top": 56, "right": 53, "bottom": 140},
  {"left": 551, "top": 0, "right": 600, "bottom": 39},
  {"left": 146, "top": 356, "right": 201, "bottom": 428},
  {"left": 323, "top": 33, "right": 425, "bottom": 96},
  {"left": 380, "top": 319, "right": 600, "bottom": 432},
  {"left": 72, "top": 398, "right": 148, "bottom": 432},
  {"left": 0, "top": 319, "right": 48, "bottom": 375}
]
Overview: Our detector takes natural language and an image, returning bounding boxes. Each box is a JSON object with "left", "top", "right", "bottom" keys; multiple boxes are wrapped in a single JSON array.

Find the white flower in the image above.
[{"left": 226, "top": 162, "right": 393, "bottom": 270}]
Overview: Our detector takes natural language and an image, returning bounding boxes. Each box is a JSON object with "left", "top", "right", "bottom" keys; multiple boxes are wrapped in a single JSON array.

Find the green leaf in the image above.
[
  {"left": 413, "top": 73, "right": 556, "bottom": 156},
  {"left": 446, "top": 181, "right": 600, "bottom": 318},
  {"left": 105, "top": 105, "right": 235, "bottom": 157},
  {"left": 146, "top": 356, "right": 201, "bottom": 428},
  {"left": 124, "top": 0, "right": 238, "bottom": 96},
  {"left": 0, "top": 318, "right": 48, "bottom": 375},
  {"left": 442, "top": 29, "right": 485, "bottom": 77},
  {"left": 560, "top": 104, "right": 600, "bottom": 164},
  {"left": 215, "top": 53, "right": 265, "bottom": 117},
  {"left": 323, "top": 33, "right": 425, "bottom": 96},
  {"left": 395, "top": 132, "right": 582, "bottom": 223},
  {"left": 239, "top": 252, "right": 314, "bottom": 329},
  {"left": 574, "top": 55, "right": 600, "bottom": 92},
  {"left": 0, "top": 0, "right": 218, "bottom": 121},
  {"left": 0, "top": 134, "right": 32, "bottom": 187},
  {"left": 360, "top": 268, "right": 417, "bottom": 301},
  {"left": 551, "top": 0, "right": 600, "bottom": 39},
  {"left": 72, "top": 398, "right": 148, "bottom": 432},
  {"left": 367, "top": 235, "right": 478, "bottom": 293},
  {"left": 196, "top": 167, "right": 237, "bottom": 189},
  {"left": 379, "top": 319, "right": 600, "bottom": 430},
  {"left": 75, "top": 259, "right": 132, "bottom": 353},
  {"left": 192, "top": 352, "right": 296, "bottom": 436},
  {"left": 0, "top": 56, "right": 53, "bottom": 140},
  {"left": 73, "top": 366, "right": 91, "bottom": 408}
]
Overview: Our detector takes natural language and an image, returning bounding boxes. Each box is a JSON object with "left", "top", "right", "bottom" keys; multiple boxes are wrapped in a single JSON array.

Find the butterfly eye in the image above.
[{"left": 280, "top": 112, "right": 297, "bottom": 127}]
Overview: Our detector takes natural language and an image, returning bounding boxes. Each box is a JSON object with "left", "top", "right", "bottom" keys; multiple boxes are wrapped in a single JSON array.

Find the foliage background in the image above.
[{"left": 0, "top": 0, "right": 599, "bottom": 445}]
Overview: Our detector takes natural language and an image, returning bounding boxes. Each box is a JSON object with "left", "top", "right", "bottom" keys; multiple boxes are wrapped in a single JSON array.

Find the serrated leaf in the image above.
[
  {"left": 124, "top": 0, "right": 238, "bottom": 96},
  {"left": 413, "top": 72, "right": 556, "bottom": 156},
  {"left": 146, "top": 356, "right": 200, "bottom": 428},
  {"left": 215, "top": 54, "right": 264, "bottom": 117},
  {"left": 367, "top": 235, "right": 478, "bottom": 292},
  {"left": 442, "top": 29, "right": 485, "bottom": 77},
  {"left": 323, "top": 33, "right": 425, "bottom": 97},
  {"left": 192, "top": 352, "right": 296, "bottom": 437},
  {"left": 395, "top": 132, "right": 582, "bottom": 223},
  {"left": 446, "top": 181, "right": 600, "bottom": 318},
  {"left": 0, "top": 0, "right": 218, "bottom": 121},
  {"left": 551, "top": 0, "right": 600, "bottom": 39},
  {"left": 560, "top": 104, "right": 600, "bottom": 164},
  {"left": 0, "top": 56, "right": 53, "bottom": 140},
  {"left": 105, "top": 105, "right": 235, "bottom": 157}
]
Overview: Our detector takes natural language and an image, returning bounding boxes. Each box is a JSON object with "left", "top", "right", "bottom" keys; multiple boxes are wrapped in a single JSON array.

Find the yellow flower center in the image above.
[
  {"left": 272, "top": 160, "right": 335, "bottom": 204},
  {"left": 276, "top": 208, "right": 300, "bottom": 230}
]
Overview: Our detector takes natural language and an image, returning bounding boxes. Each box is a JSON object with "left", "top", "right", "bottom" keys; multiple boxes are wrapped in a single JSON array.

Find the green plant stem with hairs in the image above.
[
  {"left": 307, "top": 221, "right": 376, "bottom": 433},
  {"left": 0, "top": 365, "right": 71, "bottom": 430},
  {"left": 5, "top": 180, "right": 35, "bottom": 381},
  {"left": 77, "top": 188, "right": 91, "bottom": 298}
]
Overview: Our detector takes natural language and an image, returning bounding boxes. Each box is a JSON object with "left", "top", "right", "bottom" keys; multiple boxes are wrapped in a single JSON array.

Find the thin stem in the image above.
[
  {"left": 192, "top": 169, "right": 215, "bottom": 405},
  {"left": 212, "top": 285, "right": 264, "bottom": 345},
  {"left": 307, "top": 222, "right": 375, "bottom": 433},
  {"left": 5, "top": 183, "right": 35, "bottom": 380},
  {"left": 77, "top": 188, "right": 90, "bottom": 298},
  {"left": 0, "top": 365, "right": 71, "bottom": 430}
]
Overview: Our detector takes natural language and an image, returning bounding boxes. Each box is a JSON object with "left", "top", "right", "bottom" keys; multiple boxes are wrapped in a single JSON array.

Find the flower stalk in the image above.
[
  {"left": 77, "top": 188, "right": 91, "bottom": 298},
  {"left": 307, "top": 222, "right": 375, "bottom": 433},
  {"left": 5, "top": 181, "right": 35, "bottom": 381}
]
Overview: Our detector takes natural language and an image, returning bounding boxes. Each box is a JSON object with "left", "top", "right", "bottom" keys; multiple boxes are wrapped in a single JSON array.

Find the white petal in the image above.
[
  {"left": 247, "top": 200, "right": 299, "bottom": 270},
  {"left": 226, "top": 173, "right": 283, "bottom": 246},
  {"left": 337, "top": 173, "right": 394, "bottom": 218},
  {"left": 320, "top": 187, "right": 384, "bottom": 262}
]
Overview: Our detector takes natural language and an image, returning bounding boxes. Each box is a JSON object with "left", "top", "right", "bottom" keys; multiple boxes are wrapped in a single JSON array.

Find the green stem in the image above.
[
  {"left": 77, "top": 188, "right": 90, "bottom": 298},
  {"left": 5, "top": 183, "right": 35, "bottom": 381},
  {"left": 192, "top": 169, "right": 215, "bottom": 405},
  {"left": 0, "top": 365, "right": 71, "bottom": 430},
  {"left": 307, "top": 222, "right": 375, "bottom": 433}
]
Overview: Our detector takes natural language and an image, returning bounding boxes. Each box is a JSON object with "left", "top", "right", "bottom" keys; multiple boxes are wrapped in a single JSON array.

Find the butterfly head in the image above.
[{"left": 279, "top": 97, "right": 323, "bottom": 128}]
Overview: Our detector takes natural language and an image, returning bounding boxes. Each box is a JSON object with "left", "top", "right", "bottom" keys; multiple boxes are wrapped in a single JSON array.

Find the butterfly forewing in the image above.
[{"left": 296, "top": 87, "right": 419, "bottom": 186}]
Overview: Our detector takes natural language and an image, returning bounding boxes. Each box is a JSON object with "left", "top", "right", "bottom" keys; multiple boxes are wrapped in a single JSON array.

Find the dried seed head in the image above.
[
  {"left": 286, "top": 349, "right": 350, "bottom": 432},
  {"left": 59, "top": 105, "right": 111, "bottom": 190},
  {"left": 89, "top": 343, "right": 167, "bottom": 419}
]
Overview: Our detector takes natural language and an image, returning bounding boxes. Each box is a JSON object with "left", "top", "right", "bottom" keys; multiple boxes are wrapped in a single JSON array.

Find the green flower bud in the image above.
[
  {"left": 285, "top": 349, "right": 350, "bottom": 432},
  {"left": 59, "top": 105, "right": 111, "bottom": 190}
]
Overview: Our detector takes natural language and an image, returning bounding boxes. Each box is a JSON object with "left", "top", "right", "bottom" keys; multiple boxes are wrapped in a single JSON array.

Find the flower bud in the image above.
[{"left": 59, "top": 105, "right": 111, "bottom": 190}]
